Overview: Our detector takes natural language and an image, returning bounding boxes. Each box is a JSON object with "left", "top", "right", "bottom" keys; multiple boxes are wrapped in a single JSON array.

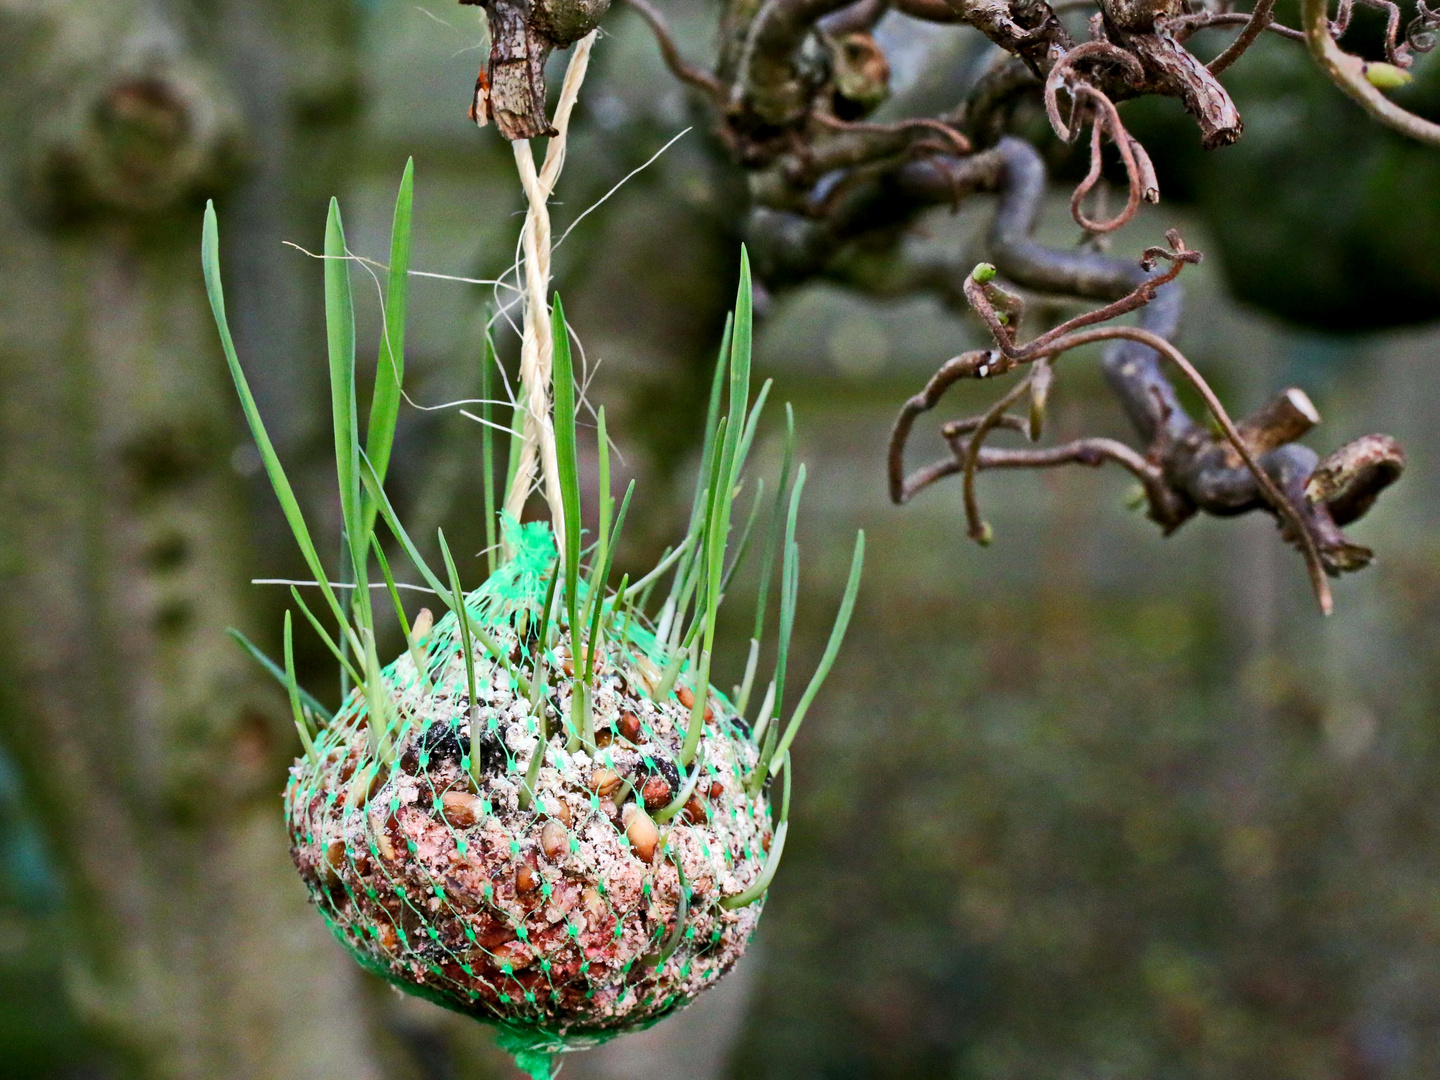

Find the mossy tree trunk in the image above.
[{"left": 0, "top": 2, "right": 384, "bottom": 1077}]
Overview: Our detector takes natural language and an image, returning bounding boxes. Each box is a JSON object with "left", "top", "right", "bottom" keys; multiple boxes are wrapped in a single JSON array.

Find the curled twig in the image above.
[
  {"left": 813, "top": 112, "right": 973, "bottom": 155},
  {"left": 1028, "top": 323, "right": 1334, "bottom": 613},
  {"left": 1206, "top": 0, "right": 1279, "bottom": 73},
  {"left": 619, "top": 0, "right": 728, "bottom": 102},
  {"left": 1302, "top": 0, "right": 1440, "bottom": 146},
  {"left": 1407, "top": 1, "right": 1440, "bottom": 53},
  {"left": 963, "top": 230, "right": 1199, "bottom": 361},
  {"left": 1043, "top": 41, "right": 1145, "bottom": 142},
  {"left": 1069, "top": 87, "right": 1146, "bottom": 233},
  {"left": 888, "top": 350, "right": 994, "bottom": 502},
  {"left": 960, "top": 374, "right": 1034, "bottom": 542}
]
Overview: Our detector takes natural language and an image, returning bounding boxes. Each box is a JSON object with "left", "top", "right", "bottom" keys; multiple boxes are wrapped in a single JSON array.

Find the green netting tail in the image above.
[{"left": 496, "top": 1029, "right": 557, "bottom": 1079}]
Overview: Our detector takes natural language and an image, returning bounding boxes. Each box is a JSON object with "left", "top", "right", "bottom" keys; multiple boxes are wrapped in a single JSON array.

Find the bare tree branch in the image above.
[{"left": 1301, "top": 0, "right": 1440, "bottom": 146}]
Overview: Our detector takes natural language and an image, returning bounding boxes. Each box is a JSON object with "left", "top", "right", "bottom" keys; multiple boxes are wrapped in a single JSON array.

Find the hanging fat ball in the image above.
[
  {"left": 286, "top": 519, "right": 775, "bottom": 1040},
  {"left": 202, "top": 133, "right": 865, "bottom": 1074}
]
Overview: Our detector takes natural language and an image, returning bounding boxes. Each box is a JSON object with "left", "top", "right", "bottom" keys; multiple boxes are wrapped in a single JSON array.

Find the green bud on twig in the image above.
[{"left": 1364, "top": 63, "right": 1412, "bottom": 90}]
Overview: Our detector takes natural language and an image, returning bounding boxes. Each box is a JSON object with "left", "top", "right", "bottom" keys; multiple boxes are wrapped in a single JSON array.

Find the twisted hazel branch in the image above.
[
  {"left": 1039, "top": 323, "right": 1335, "bottom": 613},
  {"left": 1301, "top": 0, "right": 1440, "bottom": 146},
  {"left": 618, "top": 0, "right": 727, "bottom": 101},
  {"left": 890, "top": 204, "right": 1403, "bottom": 614}
]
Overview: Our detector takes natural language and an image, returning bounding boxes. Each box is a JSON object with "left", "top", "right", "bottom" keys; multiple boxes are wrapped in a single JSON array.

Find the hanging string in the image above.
[{"left": 503, "top": 31, "right": 597, "bottom": 562}]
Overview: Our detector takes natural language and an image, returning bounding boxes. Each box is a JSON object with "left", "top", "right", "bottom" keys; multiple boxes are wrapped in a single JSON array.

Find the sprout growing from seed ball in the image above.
[{"left": 201, "top": 155, "right": 863, "bottom": 1078}]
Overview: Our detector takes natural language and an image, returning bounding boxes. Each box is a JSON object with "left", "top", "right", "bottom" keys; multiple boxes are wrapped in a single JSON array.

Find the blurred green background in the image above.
[{"left": 1, "top": 1, "right": 1439, "bottom": 1078}]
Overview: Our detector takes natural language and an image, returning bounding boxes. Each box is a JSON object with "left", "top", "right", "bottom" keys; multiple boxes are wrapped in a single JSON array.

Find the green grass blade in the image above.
[
  {"left": 622, "top": 538, "right": 690, "bottom": 604},
  {"left": 362, "top": 159, "right": 414, "bottom": 538},
  {"left": 773, "top": 463, "right": 807, "bottom": 710},
  {"left": 735, "top": 378, "right": 773, "bottom": 477},
  {"left": 283, "top": 612, "right": 317, "bottom": 759},
  {"left": 438, "top": 527, "right": 479, "bottom": 720},
  {"left": 647, "top": 852, "right": 691, "bottom": 966},
  {"left": 720, "top": 478, "right": 765, "bottom": 596},
  {"left": 596, "top": 405, "right": 611, "bottom": 578},
  {"left": 481, "top": 313, "right": 498, "bottom": 576},
  {"left": 291, "top": 586, "right": 365, "bottom": 691},
  {"left": 720, "top": 819, "right": 788, "bottom": 910},
  {"left": 360, "top": 456, "right": 449, "bottom": 598},
  {"left": 753, "top": 404, "right": 795, "bottom": 642},
  {"left": 325, "top": 197, "right": 362, "bottom": 569},
  {"left": 688, "top": 313, "right": 732, "bottom": 534},
  {"left": 202, "top": 202, "right": 348, "bottom": 632},
  {"left": 504, "top": 386, "right": 528, "bottom": 519},
  {"left": 358, "top": 455, "right": 521, "bottom": 696},
  {"left": 722, "top": 248, "right": 754, "bottom": 486},
  {"left": 227, "top": 627, "right": 331, "bottom": 721},
  {"left": 551, "top": 296, "right": 583, "bottom": 637},
  {"left": 536, "top": 556, "right": 561, "bottom": 653},
  {"left": 371, "top": 535, "right": 431, "bottom": 692},
  {"left": 768, "top": 530, "right": 864, "bottom": 777}
]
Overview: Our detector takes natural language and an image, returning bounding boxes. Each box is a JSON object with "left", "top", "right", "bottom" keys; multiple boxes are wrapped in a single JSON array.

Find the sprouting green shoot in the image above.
[
  {"left": 536, "top": 557, "right": 562, "bottom": 658},
  {"left": 736, "top": 638, "right": 761, "bottom": 717},
  {"left": 648, "top": 851, "right": 691, "bottom": 967},
  {"left": 550, "top": 295, "right": 582, "bottom": 594},
  {"left": 549, "top": 295, "right": 585, "bottom": 746},
  {"left": 518, "top": 561, "right": 561, "bottom": 812},
  {"left": 748, "top": 721, "right": 779, "bottom": 798},
  {"left": 773, "top": 463, "right": 806, "bottom": 712},
  {"left": 371, "top": 535, "right": 431, "bottom": 693},
  {"left": 689, "top": 314, "right": 732, "bottom": 535},
  {"left": 596, "top": 406, "right": 612, "bottom": 579},
  {"left": 767, "top": 530, "right": 865, "bottom": 779},
  {"left": 723, "top": 753, "right": 791, "bottom": 910},
  {"left": 578, "top": 481, "right": 633, "bottom": 748},
  {"left": 362, "top": 158, "right": 414, "bottom": 541},
  {"left": 612, "top": 571, "right": 631, "bottom": 649},
  {"left": 753, "top": 404, "right": 796, "bottom": 644},
  {"left": 654, "top": 753, "right": 706, "bottom": 824},
  {"left": 324, "top": 197, "right": 364, "bottom": 584},
  {"left": 437, "top": 528, "right": 481, "bottom": 780},
  {"left": 291, "top": 586, "right": 365, "bottom": 691},
  {"left": 359, "top": 624, "right": 396, "bottom": 765},
  {"left": 228, "top": 628, "right": 330, "bottom": 720},
  {"left": 480, "top": 315, "right": 499, "bottom": 576},
  {"left": 681, "top": 258, "right": 754, "bottom": 769},
  {"left": 622, "top": 539, "right": 688, "bottom": 604},
  {"left": 359, "top": 454, "right": 525, "bottom": 696},
  {"left": 202, "top": 203, "right": 349, "bottom": 635},
  {"left": 735, "top": 378, "right": 774, "bottom": 475},
  {"left": 721, "top": 477, "right": 766, "bottom": 597},
  {"left": 750, "top": 679, "right": 778, "bottom": 745},
  {"left": 282, "top": 612, "right": 317, "bottom": 760}
]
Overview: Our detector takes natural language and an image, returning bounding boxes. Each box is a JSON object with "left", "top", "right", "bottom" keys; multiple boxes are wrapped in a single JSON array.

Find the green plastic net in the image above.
[{"left": 284, "top": 518, "right": 773, "bottom": 1071}]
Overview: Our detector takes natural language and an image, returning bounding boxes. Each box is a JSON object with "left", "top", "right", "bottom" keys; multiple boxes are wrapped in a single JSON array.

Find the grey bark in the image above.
[{"left": 0, "top": 2, "right": 384, "bottom": 1077}]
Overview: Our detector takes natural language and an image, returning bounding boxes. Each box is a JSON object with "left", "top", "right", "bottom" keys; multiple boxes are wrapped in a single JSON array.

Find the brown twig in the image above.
[
  {"left": 1205, "top": 0, "right": 1279, "bottom": 73},
  {"left": 1028, "top": 323, "right": 1335, "bottom": 613},
  {"left": 1043, "top": 41, "right": 1145, "bottom": 141},
  {"left": 963, "top": 229, "right": 1198, "bottom": 361},
  {"left": 1301, "top": 0, "right": 1440, "bottom": 146},
  {"left": 1068, "top": 86, "right": 1145, "bottom": 233},
  {"left": 812, "top": 112, "right": 973, "bottom": 155},
  {"left": 889, "top": 350, "right": 994, "bottom": 502},
  {"left": 620, "top": 0, "right": 728, "bottom": 101},
  {"left": 961, "top": 374, "right": 1035, "bottom": 542}
]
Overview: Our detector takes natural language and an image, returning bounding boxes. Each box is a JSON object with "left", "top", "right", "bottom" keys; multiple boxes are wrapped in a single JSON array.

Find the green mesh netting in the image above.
[{"left": 284, "top": 519, "right": 773, "bottom": 1066}]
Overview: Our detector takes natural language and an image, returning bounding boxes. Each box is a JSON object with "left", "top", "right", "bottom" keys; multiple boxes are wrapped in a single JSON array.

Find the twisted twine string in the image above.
[{"left": 503, "top": 31, "right": 598, "bottom": 558}]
